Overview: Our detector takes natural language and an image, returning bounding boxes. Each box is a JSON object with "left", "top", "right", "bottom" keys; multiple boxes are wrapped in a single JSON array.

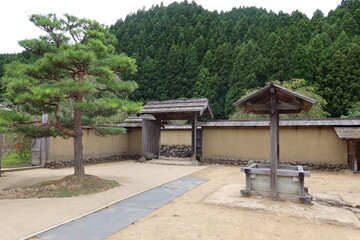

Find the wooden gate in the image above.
[
  {"left": 347, "top": 140, "right": 359, "bottom": 172},
  {"left": 31, "top": 114, "right": 49, "bottom": 166},
  {"left": 142, "top": 118, "right": 161, "bottom": 159}
]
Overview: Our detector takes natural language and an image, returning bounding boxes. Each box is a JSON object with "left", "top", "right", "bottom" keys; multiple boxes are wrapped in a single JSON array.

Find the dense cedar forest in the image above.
[{"left": 1, "top": 0, "right": 360, "bottom": 119}]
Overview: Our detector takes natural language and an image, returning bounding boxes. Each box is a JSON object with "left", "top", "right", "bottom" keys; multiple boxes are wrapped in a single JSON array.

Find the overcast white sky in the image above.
[{"left": 0, "top": 0, "right": 341, "bottom": 54}]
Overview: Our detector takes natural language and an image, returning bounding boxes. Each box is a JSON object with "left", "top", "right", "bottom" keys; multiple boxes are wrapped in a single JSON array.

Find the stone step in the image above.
[{"left": 145, "top": 159, "right": 199, "bottom": 166}]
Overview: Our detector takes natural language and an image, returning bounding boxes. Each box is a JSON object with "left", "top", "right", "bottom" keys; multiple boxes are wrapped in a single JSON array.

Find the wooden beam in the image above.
[
  {"left": 244, "top": 103, "right": 270, "bottom": 111},
  {"left": 191, "top": 114, "right": 197, "bottom": 159},
  {"left": 277, "top": 109, "right": 302, "bottom": 114},
  {"left": 244, "top": 102, "right": 302, "bottom": 112},
  {"left": 277, "top": 102, "right": 302, "bottom": 110},
  {"left": 269, "top": 87, "right": 279, "bottom": 197}
]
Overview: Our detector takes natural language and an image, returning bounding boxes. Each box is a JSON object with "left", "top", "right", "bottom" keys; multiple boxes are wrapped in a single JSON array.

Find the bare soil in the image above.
[
  {"left": 0, "top": 174, "right": 119, "bottom": 199},
  {"left": 107, "top": 166, "right": 360, "bottom": 240},
  {"left": 0, "top": 161, "right": 206, "bottom": 240}
]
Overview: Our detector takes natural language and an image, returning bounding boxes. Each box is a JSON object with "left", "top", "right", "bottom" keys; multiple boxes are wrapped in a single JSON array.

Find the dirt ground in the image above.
[
  {"left": 0, "top": 174, "right": 120, "bottom": 199},
  {"left": 107, "top": 166, "right": 360, "bottom": 240},
  {"left": 0, "top": 161, "right": 206, "bottom": 240}
]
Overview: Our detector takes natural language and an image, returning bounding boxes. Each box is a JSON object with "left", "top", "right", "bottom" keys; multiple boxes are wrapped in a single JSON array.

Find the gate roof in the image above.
[{"left": 141, "top": 98, "right": 213, "bottom": 120}]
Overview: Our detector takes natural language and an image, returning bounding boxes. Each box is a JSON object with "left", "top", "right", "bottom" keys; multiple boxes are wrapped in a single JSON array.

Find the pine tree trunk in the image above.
[{"left": 73, "top": 93, "right": 85, "bottom": 177}]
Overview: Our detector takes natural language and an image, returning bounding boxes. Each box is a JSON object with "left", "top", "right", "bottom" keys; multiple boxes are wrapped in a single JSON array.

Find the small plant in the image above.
[{"left": 1, "top": 133, "right": 31, "bottom": 168}]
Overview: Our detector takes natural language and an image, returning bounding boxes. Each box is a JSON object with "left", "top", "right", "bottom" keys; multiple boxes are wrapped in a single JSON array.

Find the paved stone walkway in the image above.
[{"left": 35, "top": 177, "right": 207, "bottom": 240}]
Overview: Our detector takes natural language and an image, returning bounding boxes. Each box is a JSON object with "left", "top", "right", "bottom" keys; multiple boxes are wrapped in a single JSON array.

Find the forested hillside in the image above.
[
  {"left": 1, "top": 0, "right": 359, "bottom": 118},
  {"left": 110, "top": 0, "right": 360, "bottom": 118}
]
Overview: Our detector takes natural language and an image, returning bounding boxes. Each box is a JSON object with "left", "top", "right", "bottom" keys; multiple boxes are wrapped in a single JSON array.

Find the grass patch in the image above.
[
  {"left": 0, "top": 174, "right": 120, "bottom": 199},
  {"left": 2, "top": 153, "right": 31, "bottom": 168}
]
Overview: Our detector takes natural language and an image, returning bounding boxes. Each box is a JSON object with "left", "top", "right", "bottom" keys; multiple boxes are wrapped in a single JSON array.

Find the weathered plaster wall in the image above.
[
  {"left": 128, "top": 128, "right": 142, "bottom": 154},
  {"left": 49, "top": 129, "right": 130, "bottom": 161},
  {"left": 48, "top": 126, "right": 348, "bottom": 166},
  {"left": 202, "top": 126, "right": 347, "bottom": 164},
  {"left": 160, "top": 129, "right": 191, "bottom": 145}
]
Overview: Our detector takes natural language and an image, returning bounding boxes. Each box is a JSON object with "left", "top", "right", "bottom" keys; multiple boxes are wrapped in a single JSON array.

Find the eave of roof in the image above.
[
  {"left": 334, "top": 127, "right": 360, "bottom": 139},
  {"left": 115, "top": 118, "right": 360, "bottom": 128}
]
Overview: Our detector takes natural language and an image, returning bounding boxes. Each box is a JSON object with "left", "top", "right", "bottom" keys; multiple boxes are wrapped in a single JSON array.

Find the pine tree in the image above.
[{"left": 1, "top": 14, "right": 141, "bottom": 177}]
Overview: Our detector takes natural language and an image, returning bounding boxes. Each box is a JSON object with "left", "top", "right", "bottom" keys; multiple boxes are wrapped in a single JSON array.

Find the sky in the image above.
[{"left": 0, "top": 0, "right": 341, "bottom": 54}]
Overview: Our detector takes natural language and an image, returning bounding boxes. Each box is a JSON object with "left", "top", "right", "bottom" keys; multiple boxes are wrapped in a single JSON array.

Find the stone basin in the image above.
[{"left": 240, "top": 163, "right": 312, "bottom": 203}]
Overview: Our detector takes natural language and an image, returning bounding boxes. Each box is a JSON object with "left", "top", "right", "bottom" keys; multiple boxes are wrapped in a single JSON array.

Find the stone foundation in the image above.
[
  {"left": 160, "top": 144, "right": 192, "bottom": 158},
  {"left": 44, "top": 154, "right": 141, "bottom": 169},
  {"left": 200, "top": 158, "right": 347, "bottom": 171}
]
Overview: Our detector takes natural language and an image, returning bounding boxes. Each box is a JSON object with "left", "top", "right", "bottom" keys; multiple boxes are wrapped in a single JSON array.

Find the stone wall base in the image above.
[
  {"left": 45, "top": 155, "right": 141, "bottom": 169},
  {"left": 160, "top": 144, "right": 192, "bottom": 158},
  {"left": 200, "top": 158, "right": 347, "bottom": 171}
]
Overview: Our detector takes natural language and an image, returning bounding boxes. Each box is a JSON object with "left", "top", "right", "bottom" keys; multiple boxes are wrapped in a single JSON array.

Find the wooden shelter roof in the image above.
[
  {"left": 334, "top": 127, "right": 360, "bottom": 140},
  {"left": 233, "top": 83, "right": 316, "bottom": 114},
  {"left": 141, "top": 98, "right": 213, "bottom": 120}
]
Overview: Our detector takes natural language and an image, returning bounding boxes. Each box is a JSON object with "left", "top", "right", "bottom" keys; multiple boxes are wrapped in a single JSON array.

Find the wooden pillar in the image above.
[
  {"left": 191, "top": 114, "right": 197, "bottom": 159},
  {"left": 40, "top": 114, "right": 49, "bottom": 166},
  {"left": 0, "top": 134, "right": 3, "bottom": 177},
  {"left": 269, "top": 87, "right": 279, "bottom": 197},
  {"left": 155, "top": 118, "right": 161, "bottom": 159}
]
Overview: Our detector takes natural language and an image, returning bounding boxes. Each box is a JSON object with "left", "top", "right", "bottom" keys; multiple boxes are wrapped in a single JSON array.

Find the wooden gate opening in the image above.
[
  {"left": 347, "top": 140, "right": 360, "bottom": 172},
  {"left": 140, "top": 98, "right": 213, "bottom": 160},
  {"left": 334, "top": 127, "right": 360, "bottom": 172}
]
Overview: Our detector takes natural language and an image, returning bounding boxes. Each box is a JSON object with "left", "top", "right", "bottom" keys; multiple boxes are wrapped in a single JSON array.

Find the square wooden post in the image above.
[
  {"left": 40, "top": 114, "right": 49, "bottom": 166},
  {"left": 269, "top": 87, "right": 279, "bottom": 197},
  {"left": 191, "top": 114, "right": 197, "bottom": 159},
  {"left": 155, "top": 118, "right": 161, "bottom": 159}
]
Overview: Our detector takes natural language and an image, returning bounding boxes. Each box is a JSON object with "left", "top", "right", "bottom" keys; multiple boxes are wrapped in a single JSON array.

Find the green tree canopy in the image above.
[
  {"left": 1, "top": 1, "right": 360, "bottom": 118},
  {"left": 0, "top": 14, "right": 142, "bottom": 177},
  {"left": 341, "top": 101, "right": 360, "bottom": 117}
]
